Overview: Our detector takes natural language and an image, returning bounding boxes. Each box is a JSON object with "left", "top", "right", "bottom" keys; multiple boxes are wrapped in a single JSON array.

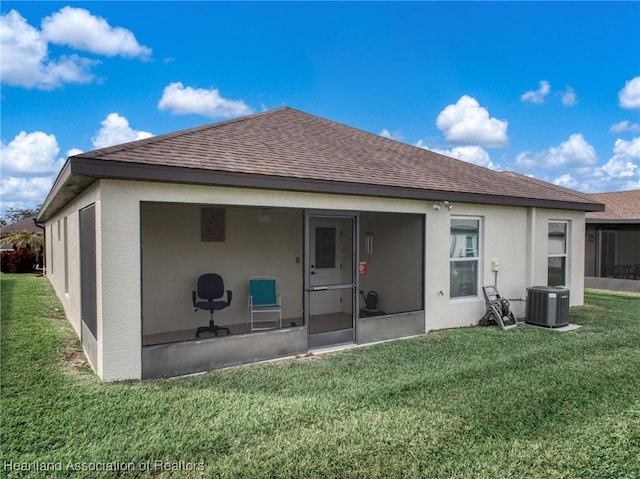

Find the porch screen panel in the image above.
[
  {"left": 79, "top": 205, "right": 97, "bottom": 339},
  {"left": 358, "top": 212, "right": 424, "bottom": 314},
  {"left": 600, "top": 230, "right": 617, "bottom": 278}
]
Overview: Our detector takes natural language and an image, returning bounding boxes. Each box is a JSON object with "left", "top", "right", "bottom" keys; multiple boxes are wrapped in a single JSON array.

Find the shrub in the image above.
[{"left": 0, "top": 248, "right": 37, "bottom": 273}]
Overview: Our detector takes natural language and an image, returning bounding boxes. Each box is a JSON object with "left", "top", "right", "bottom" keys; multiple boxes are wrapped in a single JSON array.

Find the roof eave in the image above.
[
  {"left": 37, "top": 159, "right": 98, "bottom": 223},
  {"left": 38, "top": 157, "right": 605, "bottom": 221}
]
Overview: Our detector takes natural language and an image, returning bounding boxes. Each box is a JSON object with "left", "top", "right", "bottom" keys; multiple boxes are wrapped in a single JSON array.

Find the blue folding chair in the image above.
[{"left": 248, "top": 276, "right": 282, "bottom": 331}]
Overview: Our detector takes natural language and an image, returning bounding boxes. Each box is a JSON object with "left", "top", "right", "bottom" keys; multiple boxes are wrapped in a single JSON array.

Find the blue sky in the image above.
[{"left": 2, "top": 1, "right": 639, "bottom": 214}]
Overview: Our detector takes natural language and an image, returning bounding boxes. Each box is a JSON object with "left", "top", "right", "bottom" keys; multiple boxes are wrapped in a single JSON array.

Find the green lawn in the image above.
[{"left": 1, "top": 274, "right": 639, "bottom": 478}]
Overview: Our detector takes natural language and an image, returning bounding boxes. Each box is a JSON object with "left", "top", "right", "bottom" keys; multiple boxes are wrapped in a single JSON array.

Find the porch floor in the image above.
[{"left": 143, "top": 312, "right": 352, "bottom": 346}]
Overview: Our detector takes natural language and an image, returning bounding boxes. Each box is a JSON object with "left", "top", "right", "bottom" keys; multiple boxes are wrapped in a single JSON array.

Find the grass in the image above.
[{"left": 1, "top": 274, "right": 639, "bottom": 479}]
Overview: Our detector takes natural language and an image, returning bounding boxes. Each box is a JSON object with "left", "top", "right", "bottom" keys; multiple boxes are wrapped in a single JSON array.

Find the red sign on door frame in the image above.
[{"left": 359, "top": 261, "right": 368, "bottom": 275}]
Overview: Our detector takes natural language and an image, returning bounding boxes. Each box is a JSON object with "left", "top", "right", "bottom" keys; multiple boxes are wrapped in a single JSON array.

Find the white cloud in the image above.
[
  {"left": 158, "top": 82, "right": 254, "bottom": 119},
  {"left": 613, "top": 136, "right": 640, "bottom": 158},
  {"left": 435, "top": 95, "right": 508, "bottom": 147},
  {"left": 550, "top": 170, "right": 606, "bottom": 193},
  {"left": 0, "top": 10, "right": 46, "bottom": 86},
  {"left": 437, "top": 146, "right": 496, "bottom": 170},
  {"left": 0, "top": 130, "right": 70, "bottom": 212},
  {"left": 0, "top": 131, "right": 64, "bottom": 175},
  {"left": 560, "top": 86, "right": 577, "bottom": 107},
  {"left": 610, "top": 120, "right": 640, "bottom": 133},
  {"left": 521, "top": 80, "right": 551, "bottom": 104},
  {"left": 0, "top": 176, "right": 56, "bottom": 210},
  {"left": 415, "top": 141, "right": 497, "bottom": 170},
  {"left": 602, "top": 137, "right": 640, "bottom": 178},
  {"left": 41, "top": 6, "right": 151, "bottom": 59},
  {"left": 92, "top": 113, "right": 153, "bottom": 149},
  {"left": 379, "top": 129, "right": 403, "bottom": 141},
  {"left": 549, "top": 137, "right": 640, "bottom": 193},
  {"left": 515, "top": 133, "right": 597, "bottom": 169},
  {"left": 0, "top": 9, "right": 96, "bottom": 89},
  {"left": 554, "top": 134, "right": 598, "bottom": 166},
  {"left": 1, "top": 7, "right": 150, "bottom": 90},
  {"left": 552, "top": 174, "right": 580, "bottom": 190},
  {"left": 619, "top": 76, "right": 640, "bottom": 109},
  {"left": 67, "top": 148, "right": 84, "bottom": 157},
  {"left": 521, "top": 82, "right": 577, "bottom": 107}
]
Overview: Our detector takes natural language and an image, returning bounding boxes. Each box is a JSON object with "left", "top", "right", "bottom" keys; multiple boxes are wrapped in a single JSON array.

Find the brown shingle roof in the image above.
[
  {"left": 586, "top": 190, "right": 640, "bottom": 222},
  {"left": 501, "top": 170, "right": 599, "bottom": 203},
  {"left": 39, "top": 107, "right": 603, "bottom": 222},
  {"left": 1, "top": 216, "right": 40, "bottom": 236}
]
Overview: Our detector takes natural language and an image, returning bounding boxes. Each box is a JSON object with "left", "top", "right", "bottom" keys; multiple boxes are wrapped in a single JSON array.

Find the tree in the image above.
[
  {"left": 0, "top": 230, "right": 44, "bottom": 273},
  {"left": 0, "top": 248, "right": 38, "bottom": 273},
  {"left": 0, "top": 205, "right": 41, "bottom": 226},
  {"left": 1, "top": 230, "right": 44, "bottom": 251}
]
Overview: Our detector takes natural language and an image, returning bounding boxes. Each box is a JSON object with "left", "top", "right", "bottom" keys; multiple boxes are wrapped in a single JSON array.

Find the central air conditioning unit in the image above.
[{"left": 525, "top": 286, "right": 570, "bottom": 328}]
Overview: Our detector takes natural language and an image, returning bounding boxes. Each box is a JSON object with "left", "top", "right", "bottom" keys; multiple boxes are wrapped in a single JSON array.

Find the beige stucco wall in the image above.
[
  {"left": 535, "top": 208, "right": 585, "bottom": 302},
  {"left": 426, "top": 204, "right": 529, "bottom": 330},
  {"left": 44, "top": 182, "right": 102, "bottom": 374},
  {"left": 45, "top": 179, "right": 141, "bottom": 381},
  {"left": 426, "top": 204, "right": 585, "bottom": 330},
  {"left": 97, "top": 181, "right": 142, "bottom": 381},
  {"left": 45, "top": 177, "right": 588, "bottom": 381}
]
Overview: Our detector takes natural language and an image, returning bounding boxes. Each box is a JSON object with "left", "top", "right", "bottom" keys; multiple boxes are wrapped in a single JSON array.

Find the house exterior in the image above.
[
  {"left": 1, "top": 216, "right": 44, "bottom": 269},
  {"left": 585, "top": 190, "right": 640, "bottom": 291},
  {"left": 38, "top": 108, "right": 604, "bottom": 381},
  {"left": 1, "top": 215, "right": 41, "bottom": 235}
]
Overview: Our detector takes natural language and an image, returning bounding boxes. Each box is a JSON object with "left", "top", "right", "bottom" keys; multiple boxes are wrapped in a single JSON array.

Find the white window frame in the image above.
[
  {"left": 450, "top": 216, "right": 482, "bottom": 299},
  {"left": 548, "top": 220, "right": 569, "bottom": 287}
]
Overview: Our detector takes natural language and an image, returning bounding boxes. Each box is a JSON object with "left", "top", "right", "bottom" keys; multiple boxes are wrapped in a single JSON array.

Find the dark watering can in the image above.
[{"left": 359, "top": 290, "right": 379, "bottom": 310}]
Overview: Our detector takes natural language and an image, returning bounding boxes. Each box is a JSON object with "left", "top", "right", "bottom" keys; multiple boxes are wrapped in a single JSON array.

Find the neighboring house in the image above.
[
  {"left": 585, "top": 190, "right": 640, "bottom": 291},
  {"left": 38, "top": 108, "right": 604, "bottom": 381},
  {"left": 1, "top": 216, "right": 44, "bottom": 267},
  {"left": 0, "top": 215, "right": 40, "bottom": 236}
]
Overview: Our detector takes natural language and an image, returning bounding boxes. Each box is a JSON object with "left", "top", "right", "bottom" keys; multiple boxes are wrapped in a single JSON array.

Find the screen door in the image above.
[{"left": 305, "top": 212, "right": 357, "bottom": 348}]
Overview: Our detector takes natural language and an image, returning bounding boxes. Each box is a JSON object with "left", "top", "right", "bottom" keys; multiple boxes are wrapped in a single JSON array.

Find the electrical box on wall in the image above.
[{"left": 491, "top": 260, "right": 500, "bottom": 272}]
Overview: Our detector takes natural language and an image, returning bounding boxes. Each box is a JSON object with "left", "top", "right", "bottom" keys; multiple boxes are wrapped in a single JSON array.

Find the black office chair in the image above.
[{"left": 192, "top": 273, "right": 232, "bottom": 337}]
